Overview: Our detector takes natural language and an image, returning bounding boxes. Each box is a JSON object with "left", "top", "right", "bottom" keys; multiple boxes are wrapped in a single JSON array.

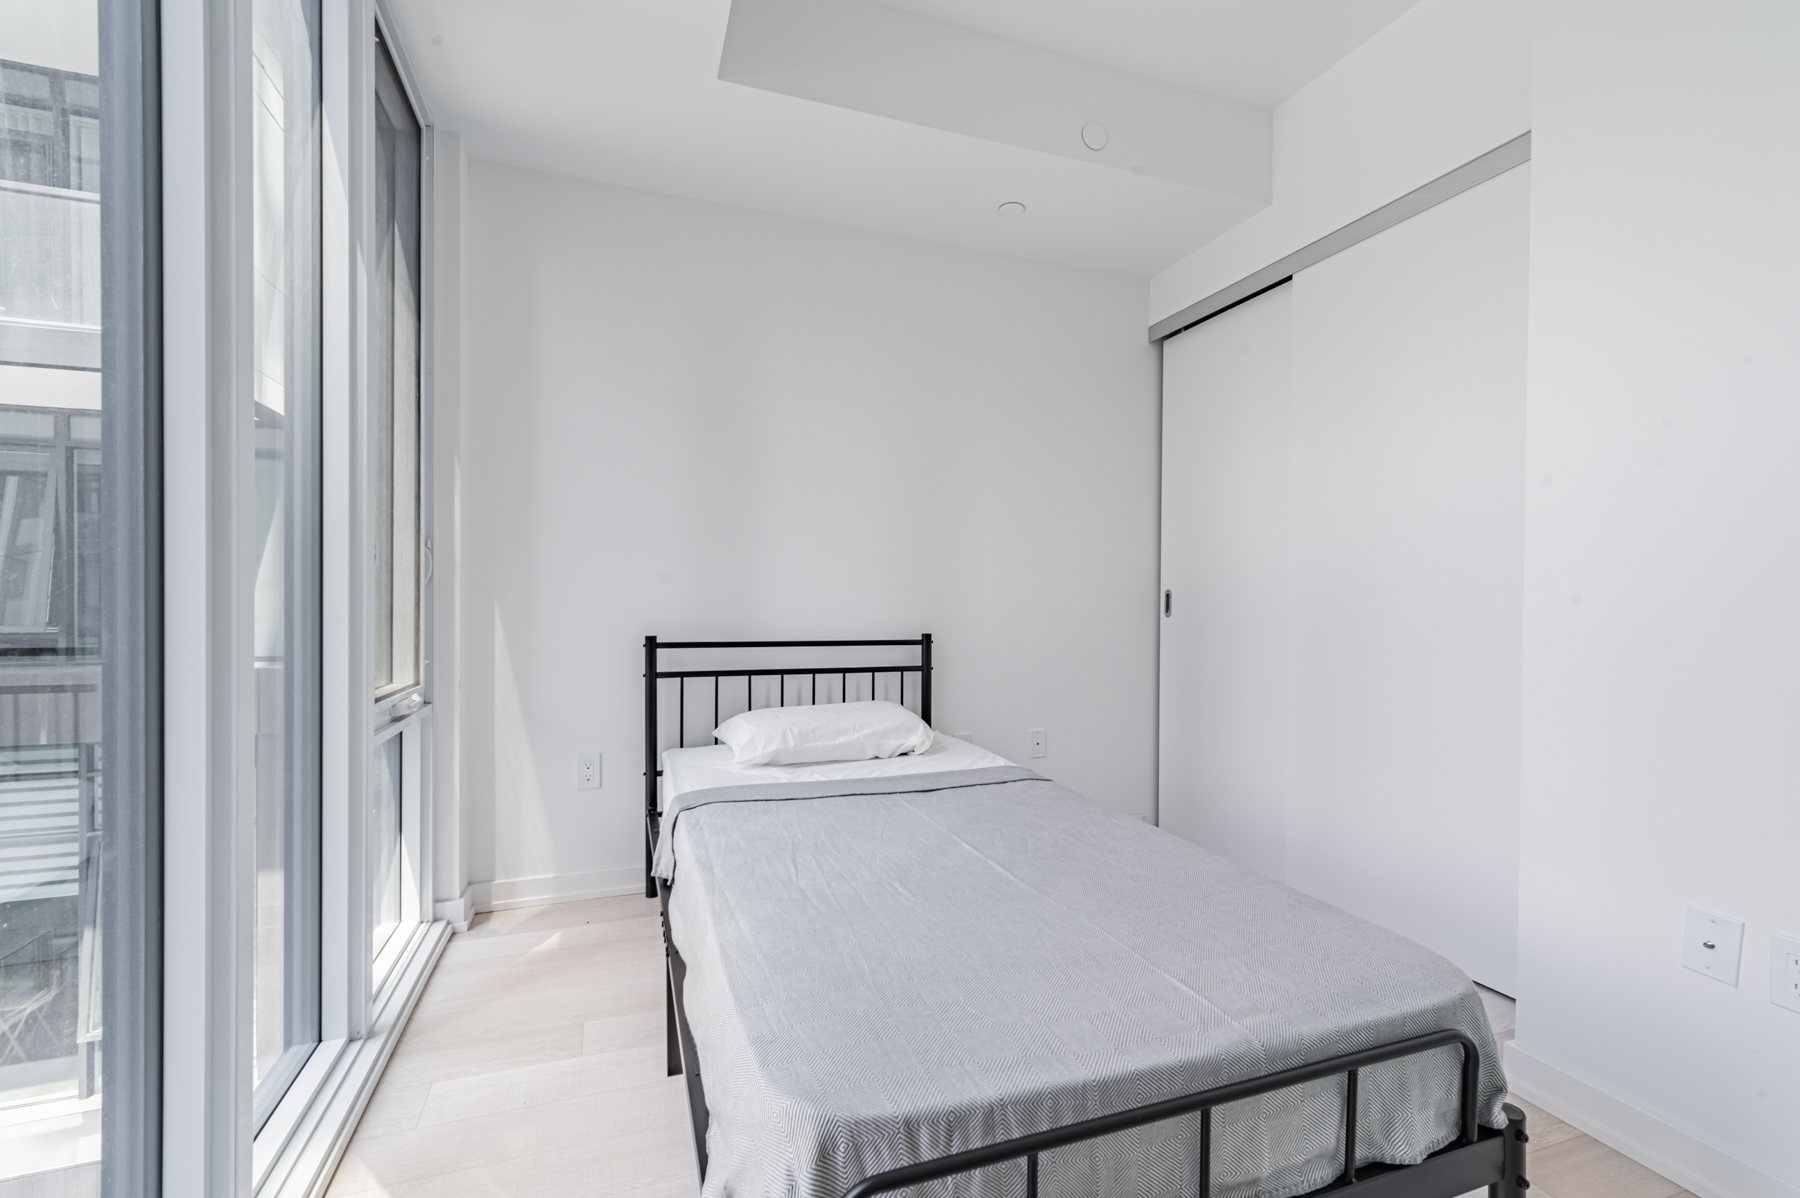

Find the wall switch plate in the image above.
[
  {"left": 1772, "top": 933, "right": 1800, "bottom": 1013},
  {"left": 1029, "top": 729, "right": 1047, "bottom": 759},
  {"left": 946, "top": 731, "right": 976, "bottom": 744},
  {"left": 576, "top": 753, "right": 601, "bottom": 790},
  {"left": 1681, "top": 906, "right": 1744, "bottom": 985}
]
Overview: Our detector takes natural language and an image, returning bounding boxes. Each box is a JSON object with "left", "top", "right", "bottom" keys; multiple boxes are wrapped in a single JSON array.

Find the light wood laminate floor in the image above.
[
  {"left": 324, "top": 895, "right": 694, "bottom": 1197},
  {"left": 325, "top": 897, "right": 1695, "bottom": 1198}
]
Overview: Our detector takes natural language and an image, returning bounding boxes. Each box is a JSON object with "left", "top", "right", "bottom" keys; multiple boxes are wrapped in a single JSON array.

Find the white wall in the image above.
[
  {"left": 429, "top": 129, "right": 469, "bottom": 927},
  {"left": 1508, "top": 5, "right": 1800, "bottom": 1198},
  {"left": 1148, "top": 0, "right": 1529, "bottom": 326},
  {"left": 459, "top": 161, "right": 1161, "bottom": 907}
]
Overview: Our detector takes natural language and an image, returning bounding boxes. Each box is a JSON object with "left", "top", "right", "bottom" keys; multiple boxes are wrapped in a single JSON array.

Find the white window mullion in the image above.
[
  {"left": 318, "top": 0, "right": 373, "bottom": 1050},
  {"left": 161, "top": 0, "right": 257, "bottom": 1193}
]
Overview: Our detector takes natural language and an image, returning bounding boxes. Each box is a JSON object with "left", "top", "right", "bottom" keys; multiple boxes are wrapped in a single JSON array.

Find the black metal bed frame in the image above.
[{"left": 643, "top": 635, "right": 1528, "bottom": 1198}]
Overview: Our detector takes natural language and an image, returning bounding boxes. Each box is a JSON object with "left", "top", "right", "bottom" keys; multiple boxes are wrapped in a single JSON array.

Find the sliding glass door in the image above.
[{"left": 249, "top": 0, "right": 323, "bottom": 1128}]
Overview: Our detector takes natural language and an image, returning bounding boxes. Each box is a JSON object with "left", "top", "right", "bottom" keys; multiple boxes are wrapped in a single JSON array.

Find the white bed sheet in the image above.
[{"left": 662, "top": 733, "right": 1010, "bottom": 806}]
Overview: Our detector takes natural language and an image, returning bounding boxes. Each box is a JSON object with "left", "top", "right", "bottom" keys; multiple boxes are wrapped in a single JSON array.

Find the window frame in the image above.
[
  {"left": 368, "top": 23, "right": 424, "bottom": 704},
  {"left": 97, "top": 0, "right": 162, "bottom": 1194},
  {"left": 159, "top": 0, "right": 447, "bottom": 1194},
  {"left": 255, "top": 4, "right": 440, "bottom": 1192},
  {"left": 363, "top": 17, "right": 432, "bottom": 996},
  {"left": 246, "top": 0, "right": 328, "bottom": 1135}
]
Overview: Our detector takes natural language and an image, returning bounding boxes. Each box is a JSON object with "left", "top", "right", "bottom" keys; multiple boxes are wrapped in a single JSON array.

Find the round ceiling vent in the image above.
[
  {"left": 1081, "top": 121, "right": 1109, "bottom": 151},
  {"left": 996, "top": 201, "right": 1027, "bottom": 217}
]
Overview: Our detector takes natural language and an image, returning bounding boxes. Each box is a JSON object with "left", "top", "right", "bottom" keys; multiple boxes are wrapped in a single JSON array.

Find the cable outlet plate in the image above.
[
  {"left": 1029, "top": 729, "right": 1047, "bottom": 759},
  {"left": 1681, "top": 906, "right": 1744, "bottom": 986},
  {"left": 1772, "top": 933, "right": 1800, "bottom": 1013}
]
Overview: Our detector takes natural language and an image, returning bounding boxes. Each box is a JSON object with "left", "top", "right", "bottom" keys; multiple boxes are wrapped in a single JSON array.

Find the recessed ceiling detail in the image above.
[
  {"left": 386, "top": 0, "right": 1424, "bottom": 278},
  {"left": 719, "top": 0, "right": 1269, "bottom": 200},
  {"left": 1081, "top": 122, "right": 1108, "bottom": 152},
  {"left": 874, "top": 0, "right": 1425, "bottom": 108}
]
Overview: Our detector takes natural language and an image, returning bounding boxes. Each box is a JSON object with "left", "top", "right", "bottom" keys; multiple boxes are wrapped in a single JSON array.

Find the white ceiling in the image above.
[
  {"left": 388, "top": 0, "right": 1423, "bottom": 278},
  {"left": 873, "top": 0, "right": 1425, "bottom": 109}
]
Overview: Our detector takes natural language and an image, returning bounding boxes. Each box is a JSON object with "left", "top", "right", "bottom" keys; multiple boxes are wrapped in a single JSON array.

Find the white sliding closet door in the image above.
[
  {"left": 1160, "top": 166, "right": 1528, "bottom": 993},
  {"left": 1159, "top": 283, "right": 1294, "bottom": 882}
]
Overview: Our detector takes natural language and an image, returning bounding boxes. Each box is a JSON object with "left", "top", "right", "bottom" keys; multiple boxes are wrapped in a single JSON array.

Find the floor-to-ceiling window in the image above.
[
  {"left": 140, "top": 6, "right": 442, "bottom": 1187},
  {"left": 249, "top": 0, "right": 323, "bottom": 1132},
  {"left": 1, "top": 1, "right": 445, "bottom": 1190},
  {"left": 2, "top": 0, "right": 159, "bottom": 1189},
  {"left": 369, "top": 27, "right": 422, "bottom": 980},
  {"left": 0, "top": 14, "right": 105, "bottom": 1189},
  {"left": 247, "top": 11, "right": 442, "bottom": 1193}
]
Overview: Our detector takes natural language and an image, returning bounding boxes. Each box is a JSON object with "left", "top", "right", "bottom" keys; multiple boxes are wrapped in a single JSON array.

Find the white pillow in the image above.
[{"left": 714, "top": 700, "right": 934, "bottom": 767}]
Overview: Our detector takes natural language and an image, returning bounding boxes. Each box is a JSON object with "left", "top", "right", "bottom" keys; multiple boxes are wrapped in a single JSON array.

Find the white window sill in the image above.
[{"left": 253, "top": 919, "right": 450, "bottom": 1197}]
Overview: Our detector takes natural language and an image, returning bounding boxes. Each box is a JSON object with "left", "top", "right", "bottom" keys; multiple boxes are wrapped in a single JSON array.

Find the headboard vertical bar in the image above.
[
  {"left": 921, "top": 633, "right": 933, "bottom": 726},
  {"left": 679, "top": 679, "right": 685, "bottom": 748},
  {"left": 713, "top": 678, "right": 720, "bottom": 743},
  {"left": 644, "top": 636, "right": 658, "bottom": 898}
]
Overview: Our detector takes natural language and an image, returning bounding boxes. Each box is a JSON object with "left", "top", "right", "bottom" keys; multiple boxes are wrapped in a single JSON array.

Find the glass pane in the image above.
[
  {"left": 0, "top": 4, "right": 104, "bottom": 1186},
  {"left": 0, "top": 449, "right": 57, "bottom": 631},
  {"left": 0, "top": 55, "right": 102, "bottom": 329},
  {"left": 250, "top": 0, "right": 322, "bottom": 1124},
  {"left": 371, "top": 34, "right": 420, "bottom": 696},
  {"left": 370, "top": 736, "right": 402, "bottom": 960}
]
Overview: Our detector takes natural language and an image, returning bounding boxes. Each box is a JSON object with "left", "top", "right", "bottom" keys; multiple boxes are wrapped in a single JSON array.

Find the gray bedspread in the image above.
[{"left": 657, "top": 767, "right": 1506, "bottom": 1198}]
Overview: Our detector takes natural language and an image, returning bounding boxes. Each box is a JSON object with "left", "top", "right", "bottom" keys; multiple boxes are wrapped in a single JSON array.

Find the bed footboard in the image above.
[
  {"left": 659, "top": 878, "right": 1524, "bottom": 1198},
  {"left": 836, "top": 1033, "right": 1526, "bottom": 1198}
]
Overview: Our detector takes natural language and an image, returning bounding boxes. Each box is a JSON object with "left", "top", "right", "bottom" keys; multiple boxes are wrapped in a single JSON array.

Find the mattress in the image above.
[{"left": 657, "top": 764, "right": 1507, "bottom": 1198}]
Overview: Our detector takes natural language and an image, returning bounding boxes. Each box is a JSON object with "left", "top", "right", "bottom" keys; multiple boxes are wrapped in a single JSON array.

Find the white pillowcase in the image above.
[{"left": 713, "top": 700, "right": 934, "bottom": 767}]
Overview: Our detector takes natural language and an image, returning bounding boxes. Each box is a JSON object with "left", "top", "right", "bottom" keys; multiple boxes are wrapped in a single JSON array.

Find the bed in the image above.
[{"left": 643, "top": 636, "right": 1527, "bottom": 1198}]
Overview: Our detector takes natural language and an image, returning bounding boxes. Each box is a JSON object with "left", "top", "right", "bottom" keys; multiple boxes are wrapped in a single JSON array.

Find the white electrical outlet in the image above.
[
  {"left": 1029, "top": 729, "right": 1047, "bottom": 759},
  {"left": 1681, "top": 906, "right": 1744, "bottom": 986},
  {"left": 576, "top": 753, "right": 601, "bottom": 790},
  {"left": 1772, "top": 933, "right": 1800, "bottom": 1014},
  {"left": 945, "top": 731, "right": 976, "bottom": 744}
]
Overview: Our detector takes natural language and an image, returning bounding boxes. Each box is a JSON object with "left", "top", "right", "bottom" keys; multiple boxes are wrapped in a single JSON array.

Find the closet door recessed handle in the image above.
[{"left": 1164, "top": 589, "right": 1172, "bottom": 617}]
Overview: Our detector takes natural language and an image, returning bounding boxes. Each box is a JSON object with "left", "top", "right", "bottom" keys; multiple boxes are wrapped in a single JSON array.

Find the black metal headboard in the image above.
[{"left": 642, "top": 635, "right": 933, "bottom": 896}]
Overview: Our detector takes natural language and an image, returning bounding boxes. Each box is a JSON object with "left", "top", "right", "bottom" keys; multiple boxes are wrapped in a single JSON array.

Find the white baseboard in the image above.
[
  {"left": 1504, "top": 1041, "right": 1798, "bottom": 1198},
  {"left": 432, "top": 887, "right": 473, "bottom": 933},
  {"left": 466, "top": 866, "right": 645, "bottom": 913}
]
